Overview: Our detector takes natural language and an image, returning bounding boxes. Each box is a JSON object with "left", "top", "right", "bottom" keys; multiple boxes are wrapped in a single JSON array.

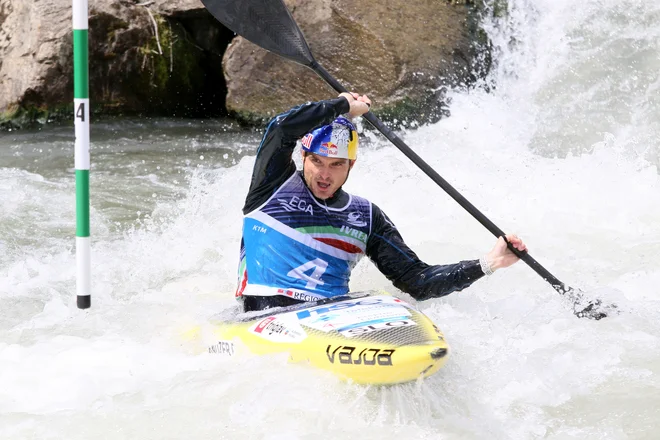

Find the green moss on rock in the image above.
[
  {"left": 0, "top": 103, "right": 73, "bottom": 130},
  {"left": 131, "top": 15, "right": 204, "bottom": 114}
]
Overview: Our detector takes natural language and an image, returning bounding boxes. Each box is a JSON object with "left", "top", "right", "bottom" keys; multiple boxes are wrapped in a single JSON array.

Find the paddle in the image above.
[{"left": 201, "top": 0, "right": 612, "bottom": 320}]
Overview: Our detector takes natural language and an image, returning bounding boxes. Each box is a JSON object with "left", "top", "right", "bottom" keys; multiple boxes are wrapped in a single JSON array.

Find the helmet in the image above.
[{"left": 300, "top": 116, "right": 358, "bottom": 160}]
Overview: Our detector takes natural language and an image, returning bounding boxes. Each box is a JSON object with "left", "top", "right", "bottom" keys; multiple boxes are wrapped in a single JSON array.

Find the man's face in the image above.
[{"left": 302, "top": 152, "right": 354, "bottom": 199}]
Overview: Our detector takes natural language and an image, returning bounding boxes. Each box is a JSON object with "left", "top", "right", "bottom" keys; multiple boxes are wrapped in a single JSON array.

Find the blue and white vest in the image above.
[{"left": 236, "top": 173, "right": 372, "bottom": 302}]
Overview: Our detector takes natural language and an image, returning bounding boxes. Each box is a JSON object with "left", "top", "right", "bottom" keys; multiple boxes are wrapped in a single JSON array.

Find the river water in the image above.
[{"left": 1, "top": 0, "right": 659, "bottom": 438}]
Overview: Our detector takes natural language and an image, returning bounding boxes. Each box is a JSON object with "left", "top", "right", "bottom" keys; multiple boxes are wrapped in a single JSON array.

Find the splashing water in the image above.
[{"left": 1, "top": 0, "right": 659, "bottom": 438}]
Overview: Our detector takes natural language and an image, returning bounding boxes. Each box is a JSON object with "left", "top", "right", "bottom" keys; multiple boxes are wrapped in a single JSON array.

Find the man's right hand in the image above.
[{"left": 339, "top": 92, "right": 371, "bottom": 119}]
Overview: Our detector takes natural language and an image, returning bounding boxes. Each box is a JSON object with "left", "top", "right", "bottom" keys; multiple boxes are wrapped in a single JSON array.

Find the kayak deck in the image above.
[{"left": 203, "top": 292, "right": 450, "bottom": 385}]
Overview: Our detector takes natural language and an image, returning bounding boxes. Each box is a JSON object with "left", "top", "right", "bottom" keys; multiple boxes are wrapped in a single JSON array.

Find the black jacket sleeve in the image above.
[
  {"left": 366, "top": 204, "right": 485, "bottom": 301},
  {"left": 242, "top": 97, "right": 350, "bottom": 214}
]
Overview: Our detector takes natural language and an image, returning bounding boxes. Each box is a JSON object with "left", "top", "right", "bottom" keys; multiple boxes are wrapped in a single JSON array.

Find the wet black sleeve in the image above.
[
  {"left": 242, "top": 97, "right": 350, "bottom": 214},
  {"left": 366, "top": 204, "right": 485, "bottom": 301}
]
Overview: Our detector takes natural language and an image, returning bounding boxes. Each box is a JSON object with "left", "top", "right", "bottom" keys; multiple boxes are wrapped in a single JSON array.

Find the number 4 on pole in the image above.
[{"left": 76, "top": 102, "right": 85, "bottom": 122}]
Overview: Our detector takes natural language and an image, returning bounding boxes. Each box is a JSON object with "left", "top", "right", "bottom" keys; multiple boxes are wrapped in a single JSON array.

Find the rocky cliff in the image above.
[
  {"left": 0, "top": 0, "right": 489, "bottom": 129},
  {"left": 223, "top": 0, "right": 489, "bottom": 124}
]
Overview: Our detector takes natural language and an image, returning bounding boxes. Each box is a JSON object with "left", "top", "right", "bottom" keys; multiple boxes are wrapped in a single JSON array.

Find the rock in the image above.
[
  {"left": 223, "top": 0, "right": 488, "bottom": 125},
  {"left": 0, "top": 0, "right": 73, "bottom": 127},
  {"left": 0, "top": 0, "right": 229, "bottom": 129},
  {"left": 0, "top": 0, "right": 489, "bottom": 129}
]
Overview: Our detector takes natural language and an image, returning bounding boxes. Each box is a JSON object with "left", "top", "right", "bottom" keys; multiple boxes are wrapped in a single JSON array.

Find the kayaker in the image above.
[{"left": 236, "top": 92, "right": 527, "bottom": 312}]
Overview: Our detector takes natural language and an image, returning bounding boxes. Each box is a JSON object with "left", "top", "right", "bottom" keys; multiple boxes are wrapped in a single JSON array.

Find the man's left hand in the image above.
[{"left": 485, "top": 234, "right": 527, "bottom": 272}]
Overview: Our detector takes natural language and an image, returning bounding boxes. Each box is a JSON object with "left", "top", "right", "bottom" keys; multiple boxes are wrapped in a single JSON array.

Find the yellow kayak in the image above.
[{"left": 198, "top": 291, "right": 449, "bottom": 385}]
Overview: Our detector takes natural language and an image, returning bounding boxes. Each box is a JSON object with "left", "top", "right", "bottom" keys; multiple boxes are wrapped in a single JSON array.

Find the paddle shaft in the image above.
[
  {"left": 198, "top": 0, "right": 596, "bottom": 310},
  {"left": 195, "top": 0, "right": 568, "bottom": 293},
  {"left": 312, "top": 62, "right": 568, "bottom": 293}
]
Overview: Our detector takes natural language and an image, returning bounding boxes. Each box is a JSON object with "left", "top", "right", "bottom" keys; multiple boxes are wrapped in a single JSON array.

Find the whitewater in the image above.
[{"left": 1, "top": 0, "right": 659, "bottom": 438}]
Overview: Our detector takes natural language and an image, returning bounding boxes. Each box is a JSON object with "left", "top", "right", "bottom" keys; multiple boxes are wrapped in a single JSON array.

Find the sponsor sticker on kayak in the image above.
[
  {"left": 208, "top": 340, "right": 235, "bottom": 356},
  {"left": 338, "top": 319, "right": 417, "bottom": 338},
  {"left": 294, "top": 296, "right": 412, "bottom": 332},
  {"left": 326, "top": 345, "right": 395, "bottom": 366},
  {"left": 250, "top": 316, "right": 307, "bottom": 343}
]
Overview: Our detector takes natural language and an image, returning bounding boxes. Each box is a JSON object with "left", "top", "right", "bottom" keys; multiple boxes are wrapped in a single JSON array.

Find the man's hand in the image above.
[
  {"left": 485, "top": 234, "right": 527, "bottom": 272},
  {"left": 339, "top": 92, "right": 371, "bottom": 119}
]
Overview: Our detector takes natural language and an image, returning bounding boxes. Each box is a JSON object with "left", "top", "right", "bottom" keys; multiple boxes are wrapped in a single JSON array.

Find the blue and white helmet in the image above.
[{"left": 300, "top": 117, "right": 358, "bottom": 160}]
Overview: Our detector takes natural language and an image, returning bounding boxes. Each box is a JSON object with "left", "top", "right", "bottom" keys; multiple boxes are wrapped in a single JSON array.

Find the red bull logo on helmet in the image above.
[{"left": 321, "top": 142, "right": 339, "bottom": 156}]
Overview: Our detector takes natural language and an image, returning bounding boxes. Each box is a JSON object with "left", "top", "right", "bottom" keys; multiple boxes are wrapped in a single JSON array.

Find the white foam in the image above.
[{"left": 2, "top": 0, "right": 660, "bottom": 438}]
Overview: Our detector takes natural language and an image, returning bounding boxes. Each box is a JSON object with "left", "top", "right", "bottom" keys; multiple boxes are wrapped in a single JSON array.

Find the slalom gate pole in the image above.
[{"left": 73, "top": 0, "right": 91, "bottom": 309}]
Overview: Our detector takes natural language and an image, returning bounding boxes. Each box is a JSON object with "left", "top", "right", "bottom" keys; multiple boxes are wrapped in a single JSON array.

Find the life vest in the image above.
[{"left": 236, "top": 172, "right": 372, "bottom": 302}]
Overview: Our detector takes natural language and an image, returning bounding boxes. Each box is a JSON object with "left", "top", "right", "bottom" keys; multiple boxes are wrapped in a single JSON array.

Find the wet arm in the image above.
[{"left": 366, "top": 204, "right": 485, "bottom": 301}]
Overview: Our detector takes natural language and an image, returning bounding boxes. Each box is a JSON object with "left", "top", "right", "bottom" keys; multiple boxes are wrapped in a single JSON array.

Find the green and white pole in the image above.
[{"left": 73, "top": 0, "right": 91, "bottom": 309}]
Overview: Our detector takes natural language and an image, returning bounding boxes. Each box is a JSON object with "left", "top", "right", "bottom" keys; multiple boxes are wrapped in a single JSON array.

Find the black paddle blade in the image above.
[
  {"left": 574, "top": 300, "right": 608, "bottom": 320},
  {"left": 553, "top": 284, "right": 615, "bottom": 320},
  {"left": 201, "top": 0, "right": 315, "bottom": 66}
]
